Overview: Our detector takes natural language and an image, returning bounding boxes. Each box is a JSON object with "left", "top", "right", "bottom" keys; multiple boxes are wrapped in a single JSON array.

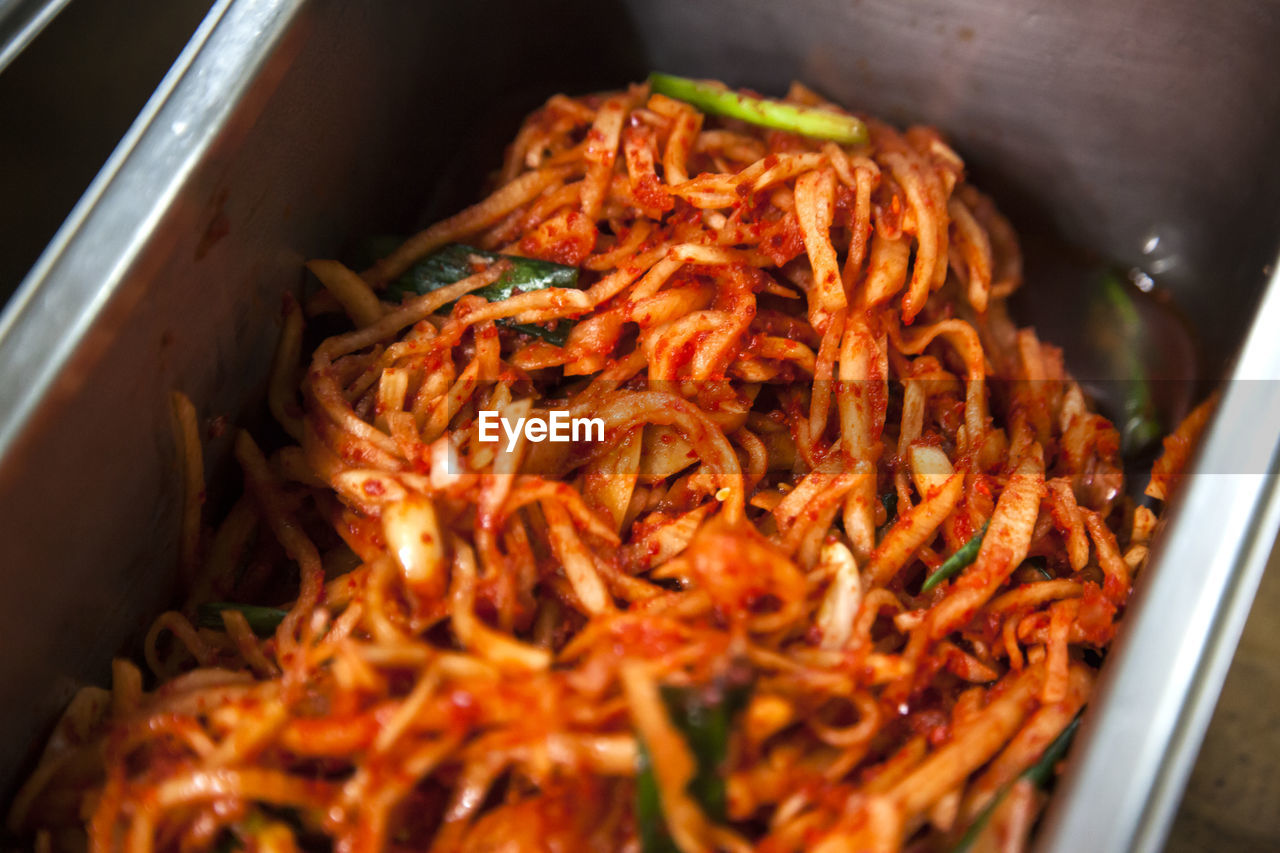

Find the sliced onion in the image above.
[
  {"left": 909, "top": 444, "right": 954, "bottom": 499},
  {"left": 429, "top": 435, "right": 463, "bottom": 489},
  {"left": 816, "top": 541, "right": 862, "bottom": 650},
  {"left": 383, "top": 496, "right": 446, "bottom": 598}
]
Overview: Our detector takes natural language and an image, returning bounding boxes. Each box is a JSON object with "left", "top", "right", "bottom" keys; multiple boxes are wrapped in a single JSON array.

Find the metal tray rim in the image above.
[
  {"left": 0, "top": 0, "right": 305, "bottom": 465},
  {"left": 1036, "top": 259, "right": 1280, "bottom": 851}
]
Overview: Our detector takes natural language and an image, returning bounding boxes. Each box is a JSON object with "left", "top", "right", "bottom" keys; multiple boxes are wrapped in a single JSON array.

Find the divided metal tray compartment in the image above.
[{"left": 2, "top": 1, "right": 1279, "bottom": 850}]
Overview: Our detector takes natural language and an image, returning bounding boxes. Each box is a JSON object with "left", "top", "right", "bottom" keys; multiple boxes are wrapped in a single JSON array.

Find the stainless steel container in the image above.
[
  {"left": 0, "top": 0, "right": 213, "bottom": 297},
  {"left": 2, "top": 1, "right": 1279, "bottom": 850},
  {"left": 0, "top": 0, "right": 71, "bottom": 73}
]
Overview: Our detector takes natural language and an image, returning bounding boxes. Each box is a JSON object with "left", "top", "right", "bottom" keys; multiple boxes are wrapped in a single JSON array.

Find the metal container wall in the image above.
[{"left": 1, "top": 2, "right": 1278, "bottom": 850}]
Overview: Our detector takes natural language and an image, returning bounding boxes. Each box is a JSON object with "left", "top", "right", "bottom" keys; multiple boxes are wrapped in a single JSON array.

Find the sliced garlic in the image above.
[
  {"left": 816, "top": 540, "right": 862, "bottom": 650},
  {"left": 909, "top": 444, "right": 955, "bottom": 499},
  {"left": 382, "top": 496, "right": 446, "bottom": 598}
]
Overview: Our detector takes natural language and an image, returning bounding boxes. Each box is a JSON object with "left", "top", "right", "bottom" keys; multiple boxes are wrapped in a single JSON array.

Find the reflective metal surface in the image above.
[
  {"left": 1, "top": 2, "right": 1278, "bottom": 849},
  {"left": 1038, "top": 268, "right": 1280, "bottom": 851},
  {"left": 0, "top": 0, "right": 71, "bottom": 72},
  {"left": 0, "top": 0, "right": 214, "bottom": 299},
  {"left": 0, "top": 0, "right": 305, "bottom": 794}
]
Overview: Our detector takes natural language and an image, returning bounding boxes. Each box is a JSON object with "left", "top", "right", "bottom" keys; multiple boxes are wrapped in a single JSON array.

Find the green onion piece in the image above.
[
  {"left": 880, "top": 490, "right": 899, "bottom": 522},
  {"left": 920, "top": 521, "right": 990, "bottom": 593},
  {"left": 196, "top": 603, "right": 288, "bottom": 636},
  {"left": 1025, "top": 558, "right": 1053, "bottom": 582},
  {"left": 635, "top": 740, "right": 680, "bottom": 853},
  {"left": 875, "top": 490, "right": 900, "bottom": 545},
  {"left": 636, "top": 678, "right": 753, "bottom": 853},
  {"left": 384, "top": 243, "right": 579, "bottom": 346},
  {"left": 1022, "top": 713, "right": 1083, "bottom": 786},
  {"left": 648, "top": 72, "right": 868, "bottom": 145},
  {"left": 1099, "top": 271, "right": 1163, "bottom": 458},
  {"left": 385, "top": 243, "right": 578, "bottom": 304},
  {"left": 952, "top": 711, "right": 1084, "bottom": 852}
]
